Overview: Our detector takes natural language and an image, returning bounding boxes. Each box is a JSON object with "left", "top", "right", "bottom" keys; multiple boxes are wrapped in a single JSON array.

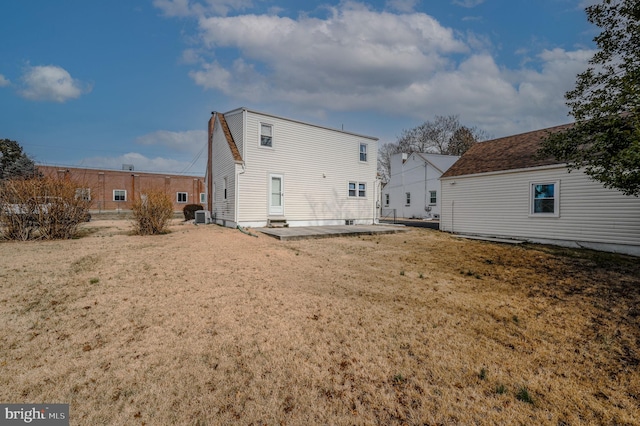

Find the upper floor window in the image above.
[
  {"left": 359, "top": 143, "right": 368, "bottom": 162},
  {"left": 177, "top": 192, "right": 188, "bottom": 203},
  {"left": 531, "top": 182, "right": 559, "bottom": 216},
  {"left": 260, "top": 123, "right": 273, "bottom": 147}
]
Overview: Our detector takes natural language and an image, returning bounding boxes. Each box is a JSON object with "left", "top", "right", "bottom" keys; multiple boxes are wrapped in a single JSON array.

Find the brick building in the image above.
[{"left": 37, "top": 165, "right": 205, "bottom": 212}]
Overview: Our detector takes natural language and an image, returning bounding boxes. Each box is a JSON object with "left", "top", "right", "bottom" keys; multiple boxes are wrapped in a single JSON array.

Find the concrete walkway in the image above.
[{"left": 256, "top": 224, "right": 408, "bottom": 241}]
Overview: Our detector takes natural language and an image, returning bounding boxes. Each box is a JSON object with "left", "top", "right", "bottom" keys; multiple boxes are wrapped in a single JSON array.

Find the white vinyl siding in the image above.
[
  {"left": 385, "top": 153, "right": 458, "bottom": 219},
  {"left": 441, "top": 166, "right": 640, "bottom": 252},
  {"left": 236, "top": 111, "right": 378, "bottom": 225},
  {"left": 211, "top": 115, "right": 238, "bottom": 222}
]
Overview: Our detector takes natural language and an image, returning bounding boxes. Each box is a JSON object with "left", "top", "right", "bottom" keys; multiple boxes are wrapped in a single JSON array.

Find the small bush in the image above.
[
  {"left": 183, "top": 204, "right": 203, "bottom": 221},
  {"left": 0, "top": 177, "right": 92, "bottom": 240},
  {"left": 516, "top": 386, "right": 534, "bottom": 404},
  {"left": 132, "top": 190, "right": 174, "bottom": 235}
]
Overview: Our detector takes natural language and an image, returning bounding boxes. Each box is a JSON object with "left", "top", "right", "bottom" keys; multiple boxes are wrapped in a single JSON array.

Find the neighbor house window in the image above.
[
  {"left": 531, "top": 182, "right": 559, "bottom": 216},
  {"left": 200, "top": 193, "right": 206, "bottom": 204},
  {"left": 359, "top": 143, "right": 368, "bottom": 162},
  {"left": 114, "top": 190, "right": 126, "bottom": 202},
  {"left": 348, "top": 182, "right": 366, "bottom": 197},
  {"left": 75, "top": 188, "right": 91, "bottom": 201},
  {"left": 177, "top": 192, "right": 188, "bottom": 203},
  {"left": 384, "top": 193, "right": 389, "bottom": 206},
  {"left": 223, "top": 178, "right": 227, "bottom": 200},
  {"left": 260, "top": 123, "right": 273, "bottom": 147},
  {"left": 405, "top": 192, "right": 411, "bottom": 206},
  {"left": 429, "top": 190, "right": 437, "bottom": 205}
]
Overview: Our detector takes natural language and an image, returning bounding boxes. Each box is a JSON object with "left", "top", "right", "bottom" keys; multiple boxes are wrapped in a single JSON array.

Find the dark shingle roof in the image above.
[{"left": 441, "top": 123, "right": 573, "bottom": 178}]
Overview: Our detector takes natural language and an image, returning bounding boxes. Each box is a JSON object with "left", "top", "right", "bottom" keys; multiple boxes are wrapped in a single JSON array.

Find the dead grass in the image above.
[{"left": 1, "top": 218, "right": 639, "bottom": 425}]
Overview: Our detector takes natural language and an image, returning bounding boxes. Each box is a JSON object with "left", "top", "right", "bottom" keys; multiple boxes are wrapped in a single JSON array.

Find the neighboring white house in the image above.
[
  {"left": 381, "top": 152, "right": 459, "bottom": 220},
  {"left": 440, "top": 124, "right": 640, "bottom": 256},
  {"left": 206, "top": 107, "right": 379, "bottom": 228}
]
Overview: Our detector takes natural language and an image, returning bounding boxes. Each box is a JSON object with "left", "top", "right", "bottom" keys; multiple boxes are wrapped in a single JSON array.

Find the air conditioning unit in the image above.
[{"left": 194, "top": 210, "right": 212, "bottom": 224}]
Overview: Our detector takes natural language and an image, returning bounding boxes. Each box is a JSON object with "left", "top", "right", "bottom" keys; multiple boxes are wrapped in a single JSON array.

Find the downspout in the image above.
[
  {"left": 235, "top": 109, "right": 247, "bottom": 227},
  {"left": 206, "top": 113, "right": 214, "bottom": 213},
  {"left": 424, "top": 162, "right": 428, "bottom": 217}
]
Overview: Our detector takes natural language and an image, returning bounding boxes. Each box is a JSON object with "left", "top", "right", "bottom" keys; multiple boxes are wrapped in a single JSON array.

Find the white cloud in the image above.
[
  {"left": 136, "top": 129, "right": 207, "bottom": 154},
  {"left": 386, "top": 0, "right": 418, "bottom": 13},
  {"left": 0, "top": 74, "right": 9, "bottom": 87},
  {"left": 19, "top": 65, "right": 91, "bottom": 102},
  {"left": 153, "top": 0, "right": 253, "bottom": 17},
  {"left": 80, "top": 152, "right": 204, "bottom": 174},
  {"left": 452, "top": 0, "right": 485, "bottom": 8},
  {"left": 194, "top": 4, "right": 467, "bottom": 97},
  {"left": 156, "top": 1, "right": 595, "bottom": 137}
]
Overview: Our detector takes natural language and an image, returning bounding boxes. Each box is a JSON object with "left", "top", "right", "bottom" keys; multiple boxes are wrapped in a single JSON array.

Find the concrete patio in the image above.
[{"left": 255, "top": 224, "right": 408, "bottom": 241}]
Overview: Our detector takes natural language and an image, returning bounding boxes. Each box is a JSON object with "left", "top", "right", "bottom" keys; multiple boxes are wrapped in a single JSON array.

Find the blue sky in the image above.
[{"left": 0, "top": 0, "right": 599, "bottom": 175}]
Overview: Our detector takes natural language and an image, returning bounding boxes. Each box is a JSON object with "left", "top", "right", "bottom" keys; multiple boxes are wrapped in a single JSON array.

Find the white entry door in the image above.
[{"left": 269, "top": 174, "right": 284, "bottom": 216}]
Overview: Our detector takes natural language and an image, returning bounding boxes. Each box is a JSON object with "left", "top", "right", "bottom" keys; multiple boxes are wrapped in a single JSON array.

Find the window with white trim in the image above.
[
  {"left": 348, "top": 181, "right": 367, "bottom": 197},
  {"left": 177, "top": 192, "right": 188, "bottom": 203},
  {"left": 530, "top": 182, "right": 559, "bottom": 216},
  {"left": 358, "top": 182, "right": 366, "bottom": 197},
  {"left": 429, "top": 190, "right": 437, "bottom": 205},
  {"left": 200, "top": 193, "right": 206, "bottom": 204},
  {"left": 384, "top": 193, "right": 389, "bottom": 206},
  {"left": 114, "top": 189, "right": 126, "bottom": 202},
  {"left": 359, "top": 143, "right": 368, "bottom": 162},
  {"left": 75, "top": 188, "right": 91, "bottom": 201},
  {"left": 260, "top": 123, "right": 273, "bottom": 147},
  {"left": 405, "top": 192, "right": 411, "bottom": 206}
]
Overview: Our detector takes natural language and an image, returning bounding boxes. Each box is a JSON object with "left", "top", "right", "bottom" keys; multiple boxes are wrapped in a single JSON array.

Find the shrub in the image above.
[
  {"left": 183, "top": 204, "right": 204, "bottom": 221},
  {"left": 131, "top": 190, "right": 173, "bottom": 235},
  {"left": 0, "top": 177, "right": 92, "bottom": 240}
]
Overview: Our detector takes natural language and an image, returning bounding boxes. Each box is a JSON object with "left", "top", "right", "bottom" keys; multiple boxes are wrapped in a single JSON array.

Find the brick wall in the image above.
[{"left": 37, "top": 166, "right": 205, "bottom": 212}]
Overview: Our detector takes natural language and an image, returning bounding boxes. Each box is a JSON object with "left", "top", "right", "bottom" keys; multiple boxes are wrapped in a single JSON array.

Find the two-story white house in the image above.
[
  {"left": 381, "top": 152, "right": 459, "bottom": 220},
  {"left": 206, "top": 108, "right": 379, "bottom": 228}
]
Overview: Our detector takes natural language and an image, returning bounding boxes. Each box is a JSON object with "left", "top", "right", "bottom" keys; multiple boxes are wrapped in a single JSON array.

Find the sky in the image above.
[{"left": 0, "top": 0, "right": 600, "bottom": 175}]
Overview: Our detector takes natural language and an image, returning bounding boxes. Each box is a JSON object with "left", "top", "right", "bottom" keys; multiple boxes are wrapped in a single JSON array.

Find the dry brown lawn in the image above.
[{"left": 1, "top": 216, "right": 639, "bottom": 425}]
